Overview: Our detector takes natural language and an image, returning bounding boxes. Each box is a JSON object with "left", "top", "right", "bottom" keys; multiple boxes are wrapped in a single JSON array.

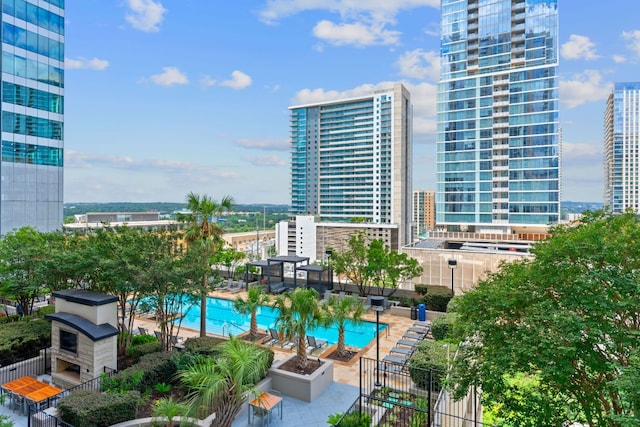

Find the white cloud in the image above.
[
  {"left": 200, "top": 75, "right": 217, "bottom": 87},
  {"left": 149, "top": 67, "right": 188, "bottom": 87},
  {"left": 312, "top": 20, "right": 400, "bottom": 46},
  {"left": 612, "top": 54, "right": 627, "bottom": 63},
  {"left": 259, "top": 0, "right": 439, "bottom": 25},
  {"left": 220, "top": 70, "right": 253, "bottom": 90},
  {"left": 396, "top": 49, "right": 439, "bottom": 80},
  {"left": 292, "top": 80, "right": 437, "bottom": 137},
  {"left": 559, "top": 70, "right": 612, "bottom": 109},
  {"left": 622, "top": 30, "right": 640, "bottom": 56},
  {"left": 65, "top": 57, "right": 110, "bottom": 70},
  {"left": 561, "top": 34, "right": 599, "bottom": 60},
  {"left": 244, "top": 154, "right": 287, "bottom": 167},
  {"left": 236, "top": 138, "right": 289, "bottom": 151},
  {"left": 125, "top": 0, "right": 167, "bottom": 32}
]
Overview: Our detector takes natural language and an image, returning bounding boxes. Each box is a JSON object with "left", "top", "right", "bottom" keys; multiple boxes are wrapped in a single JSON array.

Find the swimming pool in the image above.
[{"left": 175, "top": 296, "right": 387, "bottom": 349}]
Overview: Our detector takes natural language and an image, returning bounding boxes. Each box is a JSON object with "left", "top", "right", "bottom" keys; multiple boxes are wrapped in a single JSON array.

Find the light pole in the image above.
[
  {"left": 325, "top": 249, "right": 333, "bottom": 290},
  {"left": 448, "top": 259, "right": 457, "bottom": 296},
  {"left": 371, "top": 296, "right": 385, "bottom": 388}
]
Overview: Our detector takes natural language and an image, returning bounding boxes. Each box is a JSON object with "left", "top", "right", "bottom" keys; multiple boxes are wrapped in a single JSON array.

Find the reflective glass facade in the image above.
[
  {"left": 436, "top": 0, "right": 559, "bottom": 230},
  {"left": 604, "top": 82, "right": 640, "bottom": 213},
  {"left": 1, "top": 0, "right": 64, "bottom": 233},
  {"left": 289, "top": 83, "right": 413, "bottom": 245}
]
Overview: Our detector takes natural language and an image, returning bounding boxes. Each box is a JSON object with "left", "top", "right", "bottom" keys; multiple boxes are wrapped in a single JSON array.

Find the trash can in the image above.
[
  {"left": 410, "top": 306, "right": 418, "bottom": 320},
  {"left": 418, "top": 303, "right": 426, "bottom": 322}
]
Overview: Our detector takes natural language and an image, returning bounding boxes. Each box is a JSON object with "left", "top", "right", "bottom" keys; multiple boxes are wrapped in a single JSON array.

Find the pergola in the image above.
[
  {"left": 295, "top": 264, "right": 333, "bottom": 293},
  {"left": 244, "top": 255, "right": 311, "bottom": 292}
]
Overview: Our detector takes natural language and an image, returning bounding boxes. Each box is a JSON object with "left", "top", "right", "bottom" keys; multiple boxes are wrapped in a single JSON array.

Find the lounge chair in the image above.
[
  {"left": 390, "top": 346, "right": 413, "bottom": 356},
  {"left": 407, "top": 327, "right": 429, "bottom": 335},
  {"left": 396, "top": 339, "right": 419, "bottom": 348},
  {"left": 402, "top": 332, "right": 424, "bottom": 341},
  {"left": 218, "top": 278, "right": 234, "bottom": 291},
  {"left": 383, "top": 354, "right": 409, "bottom": 365},
  {"left": 413, "top": 321, "right": 431, "bottom": 328},
  {"left": 320, "top": 290, "right": 332, "bottom": 303},
  {"left": 265, "top": 328, "right": 290, "bottom": 347},
  {"left": 226, "top": 280, "right": 244, "bottom": 293},
  {"left": 138, "top": 327, "right": 149, "bottom": 335},
  {"left": 307, "top": 335, "right": 327, "bottom": 352}
]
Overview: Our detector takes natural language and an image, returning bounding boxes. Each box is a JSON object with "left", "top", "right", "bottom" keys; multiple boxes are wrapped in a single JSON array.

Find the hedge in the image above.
[
  {"left": 108, "top": 351, "right": 177, "bottom": 392},
  {"left": 430, "top": 312, "right": 458, "bottom": 341},
  {"left": 0, "top": 319, "right": 51, "bottom": 363},
  {"left": 58, "top": 390, "right": 140, "bottom": 427},
  {"left": 127, "top": 340, "right": 162, "bottom": 363},
  {"left": 182, "top": 336, "right": 226, "bottom": 355},
  {"left": 408, "top": 340, "right": 450, "bottom": 390}
]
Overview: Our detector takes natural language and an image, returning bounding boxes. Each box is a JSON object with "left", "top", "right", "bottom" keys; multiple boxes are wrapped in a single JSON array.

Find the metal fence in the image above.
[
  {"left": 348, "top": 357, "right": 492, "bottom": 427},
  {"left": 27, "top": 366, "right": 117, "bottom": 427}
]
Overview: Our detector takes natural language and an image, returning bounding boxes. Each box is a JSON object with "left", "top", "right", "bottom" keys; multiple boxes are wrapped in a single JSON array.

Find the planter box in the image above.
[{"left": 269, "top": 356, "right": 333, "bottom": 402}]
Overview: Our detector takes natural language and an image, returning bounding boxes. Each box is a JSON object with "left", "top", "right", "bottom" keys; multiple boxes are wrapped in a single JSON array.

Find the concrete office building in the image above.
[
  {"left": 289, "top": 83, "right": 413, "bottom": 246},
  {"left": 604, "top": 82, "right": 640, "bottom": 213},
  {"left": 436, "top": 0, "right": 560, "bottom": 233},
  {"left": 1, "top": 0, "right": 64, "bottom": 233},
  {"left": 412, "top": 190, "right": 436, "bottom": 239}
]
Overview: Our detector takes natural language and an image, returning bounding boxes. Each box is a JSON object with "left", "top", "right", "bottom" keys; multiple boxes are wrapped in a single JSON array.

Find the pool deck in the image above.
[{"left": 134, "top": 289, "right": 422, "bottom": 388}]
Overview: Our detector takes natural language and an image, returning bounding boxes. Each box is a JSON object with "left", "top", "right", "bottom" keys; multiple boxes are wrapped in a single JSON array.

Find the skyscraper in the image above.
[
  {"left": 604, "top": 82, "right": 640, "bottom": 213},
  {"left": 289, "top": 83, "right": 413, "bottom": 245},
  {"left": 436, "top": 0, "right": 559, "bottom": 232},
  {"left": 1, "top": 0, "right": 64, "bottom": 234},
  {"left": 412, "top": 190, "right": 436, "bottom": 238}
]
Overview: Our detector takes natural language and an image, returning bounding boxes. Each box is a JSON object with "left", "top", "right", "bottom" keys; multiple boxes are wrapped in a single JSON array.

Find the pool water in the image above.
[{"left": 175, "top": 296, "right": 387, "bottom": 349}]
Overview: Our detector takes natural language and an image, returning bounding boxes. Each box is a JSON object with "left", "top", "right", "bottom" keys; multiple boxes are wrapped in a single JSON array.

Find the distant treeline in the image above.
[{"left": 64, "top": 202, "right": 290, "bottom": 217}]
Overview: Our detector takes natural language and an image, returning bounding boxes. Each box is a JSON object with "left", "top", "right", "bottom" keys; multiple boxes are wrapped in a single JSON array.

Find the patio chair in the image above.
[
  {"left": 265, "top": 328, "right": 290, "bottom": 347},
  {"left": 218, "top": 278, "right": 234, "bottom": 291},
  {"left": 227, "top": 279, "right": 244, "bottom": 293},
  {"left": 390, "top": 346, "right": 413, "bottom": 356},
  {"left": 138, "top": 327, "right": 149, "bottom": 335},
  {"left": 307, "top": 335, "right": 327, "bottom": 352},
  {"left": 402, "top": 332, "right": 424, "bottom": 341},
  {"left": 396, "top": 339, "right": 419, "bottom": 348},
  {"left": 407, "top": 326, "right": 429, "bottom": 335},
  {"left": 320, "top": 290, "right": 332, "bottom": 303}
]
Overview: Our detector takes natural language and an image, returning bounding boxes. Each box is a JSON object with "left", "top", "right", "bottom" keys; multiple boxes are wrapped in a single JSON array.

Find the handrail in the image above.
[{"left": 221, "top": 321, "right": 247, "bottom": 337}]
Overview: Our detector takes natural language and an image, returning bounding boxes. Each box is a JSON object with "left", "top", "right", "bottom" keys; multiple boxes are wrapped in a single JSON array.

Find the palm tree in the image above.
[
  {"left": 233, "top": 285, "right": 270, "bottom": 338},
  {"left": 152, "top": 396, "right": 188, "bottom": 427},
  {"left": 179, "top": 336, "right": 271, "bottom": 427},
  {"left": 272, "top": 288, "right": 325, "bottom": 369},
  {"left": 179, "top": 192, "right": 234, "bottom": 337},
  {"left": 323, "top": 295, "right": 365, "bottom": 357}
]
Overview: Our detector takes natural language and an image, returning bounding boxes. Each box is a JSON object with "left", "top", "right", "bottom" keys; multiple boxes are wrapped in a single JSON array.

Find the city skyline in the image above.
[{"left": 65, "top": 1, "right": 640, "bottom": 204}]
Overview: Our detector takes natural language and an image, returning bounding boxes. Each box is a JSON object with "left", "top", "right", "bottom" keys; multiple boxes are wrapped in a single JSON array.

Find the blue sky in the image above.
[{"left": 64, "top": 0, "right": 640, "bottom": 204}]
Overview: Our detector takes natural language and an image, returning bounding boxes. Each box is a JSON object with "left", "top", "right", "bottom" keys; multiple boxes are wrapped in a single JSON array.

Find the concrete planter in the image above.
[{"left": 269, "top": 356, "right": 333, "bottom": 402}]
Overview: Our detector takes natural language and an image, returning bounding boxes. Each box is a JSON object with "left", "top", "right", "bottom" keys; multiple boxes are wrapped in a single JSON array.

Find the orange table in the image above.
[
  {"left": 248, "top": 392, "right": 282, "bottom": 426},
  {"left": 1, "top": 376, "right": 63, "bottom": 415}
]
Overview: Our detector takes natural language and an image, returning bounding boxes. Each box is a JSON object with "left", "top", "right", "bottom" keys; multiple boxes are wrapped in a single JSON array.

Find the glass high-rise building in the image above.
[
  {"left": 604, "top": 82, "right": 640, "bottom": 213},
  {"left": 289, "top": 83, "right": 413, "bottom": 245},
  {"left": 1, "top": 0, "right": 64, "bottom": 233},
  {"left": 436, "top": 0, "right": 559, "bottom": 232}
]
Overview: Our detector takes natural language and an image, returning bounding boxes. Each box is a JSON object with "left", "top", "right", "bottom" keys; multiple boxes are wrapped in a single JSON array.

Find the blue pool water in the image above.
[{"left": 175, "top": 296, "right": 387, "bottom": 349}]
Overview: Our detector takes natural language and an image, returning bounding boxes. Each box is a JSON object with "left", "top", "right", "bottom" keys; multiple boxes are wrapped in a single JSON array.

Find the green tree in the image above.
[
  {"left": 453, "top": 209, "right": 640, "bottom": 427},
  {"left": 366, "top": 240, "right": 423, "bottom": 297},
  {"left": 233, "top": 285, "right": 270, "bottom": 338},
  {"left": 179, "top": 336, "right": 271, "bottom": 427},
  {"left": 179, "top": 192, "right": 234, "bottom": 337},
  {"left": 272, "top": 288, "right": 325, "bottom": 369},
  {"left": 210, "top": 246, "right": 245, "bottom": 280},
  {"left": 331, "top": 232, "right": 422, "bottom": 296},
  {"left": 322, "top": 295, "right": 365, "bottom": 357},
  {"left": 0, "top": 227, "right": 48, "bottom": 315},
  {"left": 152, "top": 396, "right": 188, "bottom": 427}
]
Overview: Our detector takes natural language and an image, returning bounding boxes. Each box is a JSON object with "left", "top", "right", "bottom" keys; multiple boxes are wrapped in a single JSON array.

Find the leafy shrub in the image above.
[
  {"left": 34, "top": 305, "right": 55, "bottom": 318},
  {"left": 101, "top": 370, "right": 144, "bottom": 393},
  {"left": 172, "top": 350, "right": 209, "bottom": 371},
  {"left": 135, "top": 351, "right": 177, "bottom": 388},
  {"left": 58, "top": 390, "right": 140, "bottom": 427},
  {"left": 328, "top": 411, "right": 372, "bottom": 427},
  {"left": 131, "top": 333, "right": 158, "bottom": 346},
  {"left": 182, "top": 336, "right": 226, "bottom": 355},
  {"left": 127, "top": 341, "right": 162, "bottom": 363},
  {"left": 431, "top": 312, "right": 459, "bottom": 341},
  {"left": 421, "top": 286, "right": 452, "bottom": 312},
  {"left": 0, "top": 319, "right": 51, "bottom": 363},
  {"left": 408, "top": 340, "right": 450, "bottom": 390}
]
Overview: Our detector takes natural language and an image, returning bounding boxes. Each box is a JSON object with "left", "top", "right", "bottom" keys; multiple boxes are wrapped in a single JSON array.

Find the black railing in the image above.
[{"left": 28, "top": 366, "right": 117, "bottom": 427}]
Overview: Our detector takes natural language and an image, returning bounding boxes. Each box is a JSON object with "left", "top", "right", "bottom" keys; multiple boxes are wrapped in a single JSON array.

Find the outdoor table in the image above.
[
  {"left": 1, "top": 376, "right": 62, "bottom": 415},
  {"left": 248, "top": 392, "right": 282, "bottom": 426}
]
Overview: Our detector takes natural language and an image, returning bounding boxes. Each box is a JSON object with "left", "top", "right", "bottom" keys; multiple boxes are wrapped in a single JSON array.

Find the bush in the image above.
[
  {"left": 0, "top": 319, "right": 51, "bottom": 363},
  {"left": 135, "top": 351, "right": 177, "bottom": 388},
  {"left": 422, "top": 286, "right": 452, "bottom": 312},
  {"left": 34, "top": 305, "right": 55, "bottom": 318},
  {"left": 408, "top": 340, "right": 450, "bottom": 390},
  {"left": 101, "top": 370, "right": 144, "bottom": 393},
  {"left": 328, "top": 411, "right": 372, "bottom": 427},
  {"left": 183, "top": 336, "right": 226, "bottom": 355},
  {"left": 130, "top": 333, "right": 158, "bottom": 346},
  {"left": 431, "top": 312, "right": 458, "bottom": 341},
  {"left": 127, "top": 341, "right": 161, "bottom": 363},
  {"left": 58, "top": 390, "right": 140, "bottom": 427}
]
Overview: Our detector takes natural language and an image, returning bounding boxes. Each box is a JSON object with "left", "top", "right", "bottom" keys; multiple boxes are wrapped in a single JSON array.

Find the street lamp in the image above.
[
  {"left": 371, "top": 296, "right": 385, "bottom": 388},
  {"left": 448, "top": 259, "right": 457, "bottom": 296}
]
